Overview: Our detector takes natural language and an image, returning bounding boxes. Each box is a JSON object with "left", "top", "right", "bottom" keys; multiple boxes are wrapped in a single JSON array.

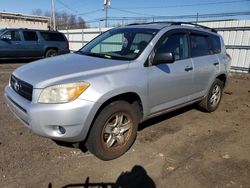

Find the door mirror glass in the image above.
[{"left": 153, "top": 52, "right": 175, "bottom": 65}]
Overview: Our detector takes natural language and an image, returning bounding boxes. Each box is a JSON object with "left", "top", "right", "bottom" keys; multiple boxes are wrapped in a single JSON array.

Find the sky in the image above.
[{"left": 1, "top": 0, "right": 250, "bottom": 26}]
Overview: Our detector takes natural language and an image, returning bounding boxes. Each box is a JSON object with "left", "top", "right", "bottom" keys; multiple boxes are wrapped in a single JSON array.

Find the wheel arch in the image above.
[
  {"left": 95, "top": 92, "right": 144, "bottom": 123},
  {"left": 216, "top": 73, "right": 227, "bottom": 88},
  {"left": 44, "top": 47, "right": 58, "bottom": 56},
  {"left": 83, "top": 92, "right": 144, "bottom": 143}
]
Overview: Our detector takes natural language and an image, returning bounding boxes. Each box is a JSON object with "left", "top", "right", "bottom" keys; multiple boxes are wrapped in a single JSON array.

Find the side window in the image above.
[
  {"left": 210, "top": 35, "right": 221, "bottom": 54},
  {"left": 40, "top": 32, "right": 66, "bottom": 41},
  {"left": 190, "top": 34, "right": 210, "bottom": 57},
  {"left": 1, "top": 31, "right": 21, "bottom": 41},
  {"left": 23, "top": 31, "right": 38, "bottom": 41},
  {"left": 156, "top": 33, "right": 189, "bottom": 61}
]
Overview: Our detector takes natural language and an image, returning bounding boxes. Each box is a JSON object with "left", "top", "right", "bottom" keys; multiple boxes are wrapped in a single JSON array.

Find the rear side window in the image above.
[
  {"left": 190, "top": 34, "right": 209, "bottom": 57},
  {"left": 23, "top": 31, "right": 38, "bottom": 41},
  {"left": 210, "top": 35, "right": 221, "bottom": 54},
  {"left": 40, "top": 32, "right": 66, "bottom": 41}
]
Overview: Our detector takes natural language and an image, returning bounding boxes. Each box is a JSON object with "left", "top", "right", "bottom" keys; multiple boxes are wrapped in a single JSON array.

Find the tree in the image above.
[
  {"left": 31, "top": 9, "right": 87, "bottom": 30},
  {"left": 31, "top": 9, "right": 43, "bottom": 16}
]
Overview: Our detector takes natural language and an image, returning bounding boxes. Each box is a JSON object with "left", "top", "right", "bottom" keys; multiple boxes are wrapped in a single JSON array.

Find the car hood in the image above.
[{"left": 13, "top": 53, "right": 130, "bottom": 88}]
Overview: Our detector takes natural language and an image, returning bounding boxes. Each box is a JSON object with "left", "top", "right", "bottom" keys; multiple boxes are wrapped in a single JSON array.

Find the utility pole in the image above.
[
  {"left": 104, "top": 0, "right": 110, "bottom": 27},
  {"left": 196, "top": 13, "right": 199, "bottom": 24},
  {"left": 52, "top": 0, "right": 56, "bottom": 30}
]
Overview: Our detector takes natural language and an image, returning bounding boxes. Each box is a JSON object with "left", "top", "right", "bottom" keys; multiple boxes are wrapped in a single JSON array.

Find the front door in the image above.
[
  {"left": 0, "top": 30, "right": 22, "bottom": 58},
  {"left": 148, "top": 31, "right": 194, "bottom": 114}
]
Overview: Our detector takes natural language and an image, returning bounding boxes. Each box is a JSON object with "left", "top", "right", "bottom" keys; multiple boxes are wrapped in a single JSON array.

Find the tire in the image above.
[
  {"left": 45, "top": 49, "right": 57, "bottom": 58},
  {"left": 86, "top": 101, "right": 139, "bottom": 160},
  {"left": 198, "top": 79, "right": 224, "bottom": 112}
]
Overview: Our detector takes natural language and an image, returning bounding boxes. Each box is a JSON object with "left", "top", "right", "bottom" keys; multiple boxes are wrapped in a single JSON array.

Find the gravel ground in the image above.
[{"left": 0, "top": 62, "right": 250, "bottom": 188}]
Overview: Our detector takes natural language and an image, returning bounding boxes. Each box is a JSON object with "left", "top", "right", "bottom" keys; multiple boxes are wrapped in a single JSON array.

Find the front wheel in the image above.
[
  {"left": 86, "top": 101, "right": 138, "bottom": 160},
  {"left": 198, "top": 79, "right": 224, "bottom": 112}
]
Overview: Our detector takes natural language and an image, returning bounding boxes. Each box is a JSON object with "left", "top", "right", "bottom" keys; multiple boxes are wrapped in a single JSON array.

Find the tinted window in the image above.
[
  {"left": 40, "top": 32, "right": 66, "bottom": 41},
  {"left": 23, "top": 31, "right": 38, "bottom": 41},
  {"left": 1, "top": 31, "right": 21, "bottom": 41},
  {"left": 157, "top": 33, "right": 189, "bottom": 61},
  {"left": 190, "top": 35, "right": 209, "bottom": 57},
  {"left": 210, "top": 35, "right": 221, "bottom": 54}
]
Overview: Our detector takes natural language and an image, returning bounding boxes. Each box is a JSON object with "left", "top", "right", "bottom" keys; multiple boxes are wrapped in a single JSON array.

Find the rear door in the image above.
[
  {"left": 0, "top": 30, "right": 22, "bottom": 58},
  {"left": 189, "top": 31, "right": 220, "bottom": 99},
  {"left": 21, "top": 31, "right": 43, "bottom": 57},
  {"left": 148, "top": 30, "right": 194, "bottom": 114}
]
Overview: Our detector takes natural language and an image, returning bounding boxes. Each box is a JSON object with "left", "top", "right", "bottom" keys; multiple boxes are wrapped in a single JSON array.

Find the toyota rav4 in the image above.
[{"left": 4, "top": 22, "right": 231, "bottom": 160}]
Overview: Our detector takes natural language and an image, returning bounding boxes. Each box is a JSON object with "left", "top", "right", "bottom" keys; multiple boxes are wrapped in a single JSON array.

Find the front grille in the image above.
[{"left": 10, "top": 75, "right": 33, "bottom": 101}]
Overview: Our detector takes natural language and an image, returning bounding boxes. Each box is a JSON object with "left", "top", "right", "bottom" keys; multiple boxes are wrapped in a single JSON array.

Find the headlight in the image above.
[{"left": 38, "top": 82, "right": 90, "bottom": 104}]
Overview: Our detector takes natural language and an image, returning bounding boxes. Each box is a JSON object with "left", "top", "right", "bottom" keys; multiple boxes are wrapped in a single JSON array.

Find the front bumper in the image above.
[{"left": 4, "top": 85, "right": 98, "bottom": 142}]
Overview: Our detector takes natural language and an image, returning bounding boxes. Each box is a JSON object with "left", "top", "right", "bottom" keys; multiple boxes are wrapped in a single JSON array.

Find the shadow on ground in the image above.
[
  {"left": 54, "top": 104, "right": 197, "bottom": 152},
  {"left": 0, "top": 59, "right": 38, "bottom": 64},
  {"left": 138, "top": 104, "right": 197, "bottom": 131},
  {"left": 48, "top": 165, "right": 155, "bottom": 188}
]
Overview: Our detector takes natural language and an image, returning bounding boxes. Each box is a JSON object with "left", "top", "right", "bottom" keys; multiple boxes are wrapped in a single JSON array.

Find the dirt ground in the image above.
[{"left": 0, "top": 62, "right": 250, "bottom": 188}]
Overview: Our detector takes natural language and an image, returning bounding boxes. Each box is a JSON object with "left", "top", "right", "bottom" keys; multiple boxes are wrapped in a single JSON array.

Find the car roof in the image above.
[{"left": 3, "top": 28, "right": 62, "bottom": 33}]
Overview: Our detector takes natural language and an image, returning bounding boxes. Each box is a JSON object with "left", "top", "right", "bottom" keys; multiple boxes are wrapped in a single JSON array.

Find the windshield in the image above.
[
  {"left": 0, "top": 29, "right": 5, "bottom": 36},
  {"left": 78, "top": 28, "right": 158, "bottom": 61}
]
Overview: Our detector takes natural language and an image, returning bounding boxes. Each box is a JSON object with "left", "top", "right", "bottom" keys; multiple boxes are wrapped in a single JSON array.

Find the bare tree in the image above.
[
  {"left": 31, "top": 9, "right": 87, "bottom": 30},
  {"left": 31, "top": 9, "right": 43, "bottom": 16}
]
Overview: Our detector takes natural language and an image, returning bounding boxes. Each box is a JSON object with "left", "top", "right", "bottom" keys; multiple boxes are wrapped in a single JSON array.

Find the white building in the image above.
[{"left": 0, "top": 11, "right": 50, "bottom": 30}]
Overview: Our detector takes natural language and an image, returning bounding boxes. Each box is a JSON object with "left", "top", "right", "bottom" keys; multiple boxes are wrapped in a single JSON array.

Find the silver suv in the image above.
[{"left": 4, "top": 22, "right": 231, "bottom": 160}]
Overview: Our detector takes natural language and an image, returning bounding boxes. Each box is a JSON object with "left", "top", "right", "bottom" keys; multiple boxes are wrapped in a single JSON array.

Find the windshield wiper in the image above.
[
  {"left": 76, "top": 51, "right": 131, "bottom": 61},
  {"left": 82, "top": 52, "right": 113, "bottom": 59}
]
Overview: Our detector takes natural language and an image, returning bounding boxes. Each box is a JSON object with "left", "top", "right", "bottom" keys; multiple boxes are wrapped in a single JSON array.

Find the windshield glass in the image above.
[
  {"left": 79, "top": 28, "right": 158, "bottom": 60},
  {"left": 0, "top": 29, "right": 5, "bottom": 36}
]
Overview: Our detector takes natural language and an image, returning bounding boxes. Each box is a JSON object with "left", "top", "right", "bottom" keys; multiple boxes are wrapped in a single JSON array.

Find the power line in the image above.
[
  {"left": 76, "top": 9, "right": 103, "bottom": 16},
  {"left": 57, "top": 11, "right": 250, "bottom": 27},
  {"left": 113, "top": 0, "right": 250, "bottom": 10},
  {"left": 56, "top": 0, "right": 78, "bottom": 13},
  {"left": 109, "top": 7, "right": 155, "bottom": 17},
  {"left": 107, "top": 11, "right": 250, "bottom": 20}
]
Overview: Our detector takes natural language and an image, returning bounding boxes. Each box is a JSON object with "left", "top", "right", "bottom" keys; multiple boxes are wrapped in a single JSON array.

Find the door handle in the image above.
[
  {"left": 185, "top": 67, "right": 193, "bottom": 72},
  {"left": 213, "top": 62, "right": 219, "bottom": 66},
  {"left": 15, "top": 42, "right": 21, "bottom": 45}
]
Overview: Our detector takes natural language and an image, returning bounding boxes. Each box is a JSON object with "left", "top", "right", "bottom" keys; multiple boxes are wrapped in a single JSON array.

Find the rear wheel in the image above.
[
  {"left": 86, "top": 101, "right": 138, "bottom": 160},
  {"left": 199, "top": 79, "right": 223, "bottom": 112},
  {"left": 45, "top": 49, "right": 57, "bottom": 58}
]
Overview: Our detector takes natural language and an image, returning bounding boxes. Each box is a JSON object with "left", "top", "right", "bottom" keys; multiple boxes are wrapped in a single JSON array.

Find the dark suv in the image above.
[{"left": 0, "top": 28, "right": 70, "bottom": 59}]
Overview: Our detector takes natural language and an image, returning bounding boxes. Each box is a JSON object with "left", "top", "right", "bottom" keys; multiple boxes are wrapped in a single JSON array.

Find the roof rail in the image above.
[
  {"left": 127, "top": 21, "right": 217, "bottom": 33},
  {"left": 171, "top": 22, "right": 217, "bottom": 33}
]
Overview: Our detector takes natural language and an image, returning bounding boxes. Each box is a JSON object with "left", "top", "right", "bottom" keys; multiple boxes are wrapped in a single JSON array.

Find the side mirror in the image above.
[{"left": 153, "top": 52, "right": 175, "bottom": 65}]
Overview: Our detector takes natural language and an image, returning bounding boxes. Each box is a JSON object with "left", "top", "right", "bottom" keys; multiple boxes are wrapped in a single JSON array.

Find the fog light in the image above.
[{"left": 58, "top": 126, "right": 66, "bottom": 134}]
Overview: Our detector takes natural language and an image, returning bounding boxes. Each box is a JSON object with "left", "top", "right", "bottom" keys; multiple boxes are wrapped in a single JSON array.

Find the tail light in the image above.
[{"left": 66, "top": 41, "right": 69, "bottom": 49}]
